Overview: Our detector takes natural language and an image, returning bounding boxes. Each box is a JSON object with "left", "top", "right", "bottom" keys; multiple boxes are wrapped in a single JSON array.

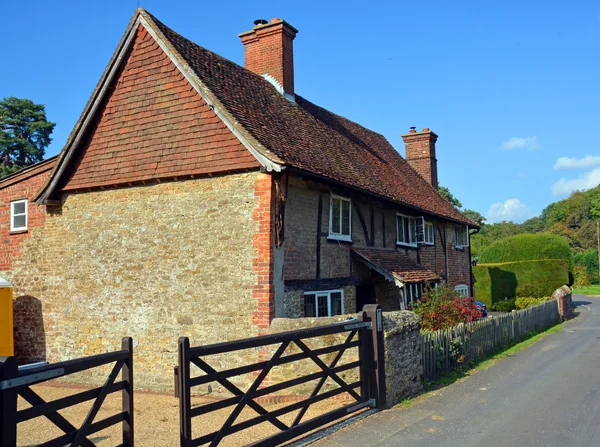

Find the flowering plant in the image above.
[{"left": 412, "top": 285, "right": 482, "bottom": 331}]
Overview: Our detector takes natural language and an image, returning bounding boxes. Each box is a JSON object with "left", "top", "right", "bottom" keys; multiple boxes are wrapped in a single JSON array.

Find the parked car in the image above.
[{"left": 474, "top": 300, "right": 488, "bottom": 318}]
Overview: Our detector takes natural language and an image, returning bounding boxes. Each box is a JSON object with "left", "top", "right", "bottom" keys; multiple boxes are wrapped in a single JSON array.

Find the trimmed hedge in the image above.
[
  {"left": 479, "top": 233, "right": 572, "bottom": 265},
  {"left": 473, "top": 259, "right": 569, "bottom": 307}
]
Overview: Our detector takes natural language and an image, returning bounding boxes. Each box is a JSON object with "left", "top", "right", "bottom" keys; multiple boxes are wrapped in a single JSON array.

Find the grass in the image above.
[
  {"left": 572, "top": 285, "right": 600, "bottom": 295},
  {"left": 421, "top": 323, "right": 564, "bottom": 393}
]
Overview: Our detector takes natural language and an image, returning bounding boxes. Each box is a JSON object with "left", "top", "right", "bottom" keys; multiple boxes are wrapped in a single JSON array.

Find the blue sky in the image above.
[{"left": 2, "top": 0, "right": 599, "bottom": 223}]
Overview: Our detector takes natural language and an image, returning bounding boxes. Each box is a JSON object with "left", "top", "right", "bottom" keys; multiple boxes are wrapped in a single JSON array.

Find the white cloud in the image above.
[
  {"left": 486, "top": 199, "right": 536, "bottom": 224},
  {"left": 500, "top": 136, "right": 539, "bottom": 151},
  {"left": 553, "top": 154, "right": 600, "bottom": 170},
  {"left": 551, "top": 167, "right": 600, "bottom": 197}
]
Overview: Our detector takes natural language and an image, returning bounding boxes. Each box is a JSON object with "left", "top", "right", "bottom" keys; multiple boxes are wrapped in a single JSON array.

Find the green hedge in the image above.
[
  {"left": 479, "top": 233, "right": 572, "bottom": 265},
  {"left": 473, "top": 259, "right": 569, "bottom": 307}
]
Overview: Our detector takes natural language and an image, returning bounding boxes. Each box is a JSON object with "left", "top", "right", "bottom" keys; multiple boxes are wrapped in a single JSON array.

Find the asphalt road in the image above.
[{"left": 315, "top": 296, "right": 600, "bottom": 447}]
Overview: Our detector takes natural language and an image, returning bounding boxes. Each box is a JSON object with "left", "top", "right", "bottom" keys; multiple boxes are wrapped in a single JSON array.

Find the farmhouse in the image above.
[{"left": 1, "top": 9, "right": 476, "bottom": 389}]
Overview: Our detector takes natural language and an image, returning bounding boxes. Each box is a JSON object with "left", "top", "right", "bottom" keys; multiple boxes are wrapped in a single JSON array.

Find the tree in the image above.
[
  {"left": 438, "top": 185, "right": 462, "bottom": 208},
  {"left": 0, "top": 97, "right": 55, "bottom": 177},
  {"left": 463, "top": 209, "right": 486, "bottom": 226}
]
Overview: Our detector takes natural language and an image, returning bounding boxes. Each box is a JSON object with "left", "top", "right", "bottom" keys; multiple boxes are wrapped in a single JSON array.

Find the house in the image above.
[{"left": 1, "top": 9, "right": 476, "bottom": 389}]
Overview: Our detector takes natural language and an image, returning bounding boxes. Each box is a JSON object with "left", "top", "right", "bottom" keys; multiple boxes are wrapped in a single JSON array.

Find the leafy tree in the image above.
[
  {"left": 438, "top": 185, "right": 462, "bottom": 208},
  {"left": 0, "top": 97, "right": 55, "bottom": 177},
  {"left": 463, "top": 209, "right": 486, "bottom": 226}
]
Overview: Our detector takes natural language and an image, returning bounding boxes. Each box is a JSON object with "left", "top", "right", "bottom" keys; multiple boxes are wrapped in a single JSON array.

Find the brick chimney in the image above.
[
  {"left": 239, "top": 18, "right": 298, "bottom": 96},
  {"left": 402, "top": 127, "right": 439, "bottom": 188}
]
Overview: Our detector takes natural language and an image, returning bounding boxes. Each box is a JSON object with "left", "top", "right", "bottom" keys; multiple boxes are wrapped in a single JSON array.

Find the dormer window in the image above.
[{"left": 329, "top": 195, "right": 352, "bottom": 241}]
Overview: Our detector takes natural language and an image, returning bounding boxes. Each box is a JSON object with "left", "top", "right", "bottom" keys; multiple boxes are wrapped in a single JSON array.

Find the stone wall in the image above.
[
  {"left": 552, "top": 285, "right": 574, "bottom": 320},
  {"left": 382, "top": 311, "right": 423, "bottom": 405},
  {"left": 8, "top": 172, "right": 262, "bottom": 390}
]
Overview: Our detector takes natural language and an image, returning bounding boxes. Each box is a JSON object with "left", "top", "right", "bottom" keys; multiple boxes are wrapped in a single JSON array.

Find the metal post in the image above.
[
  {"left": 0, "top": 356, "right": 18, "bottom": 447},
  {"left": 362, "top": 304, "right": 385, "bottom": 409},
  {"left": 122, "top": 337, "right": 134, "bottom": 446},
  {"left": 178, "top": 337, "right": 192, "bottom": 447}
]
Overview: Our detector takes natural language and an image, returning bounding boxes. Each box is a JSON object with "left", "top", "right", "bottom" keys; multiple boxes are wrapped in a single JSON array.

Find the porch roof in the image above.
[{"left": 351, "top": 248, "right": 441, "bottom": 286}]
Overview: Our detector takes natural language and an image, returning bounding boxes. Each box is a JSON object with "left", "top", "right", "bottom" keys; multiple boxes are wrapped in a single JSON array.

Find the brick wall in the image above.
[
  {"left": 282, "top": 175, "right": 474, "bottom": 314},
  {"left": 7, "top": 173, "right": 263, "bottom": 389},
  {"left": 0, "top": 160, "right": 54, "bottom": 274}
]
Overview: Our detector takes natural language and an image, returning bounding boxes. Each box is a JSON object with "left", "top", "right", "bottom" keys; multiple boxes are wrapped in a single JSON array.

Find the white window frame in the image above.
[
  {"left": 328, "top": 194, "right": 352, "bottom": 242},
  {"left": 455, "top": 284, "right": 469, "bottom": 297},
  {"left": 10, "top": 199, "right": 28, "bottom": 232},
  {"left": 424, "top": 221, "right": 434, "bottom": 245},
  {"left": 396, "top": 213, "right": 418, "bottom": 247},
  {"left": 304, "top": 290, "right": 345, "bottom": 317},
  {"left": 455, "top": 225, "right": 469, "bottom": 248}
]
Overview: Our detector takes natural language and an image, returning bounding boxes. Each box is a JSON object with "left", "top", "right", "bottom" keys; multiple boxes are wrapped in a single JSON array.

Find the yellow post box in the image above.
[{"left": 0, "top": 278, "right": 14, "bottom": 356}]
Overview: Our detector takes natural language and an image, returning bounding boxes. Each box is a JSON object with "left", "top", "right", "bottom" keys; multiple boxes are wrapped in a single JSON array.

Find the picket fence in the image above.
[{"left": 421, "top": 299, "right": 560, "bottom": 381}]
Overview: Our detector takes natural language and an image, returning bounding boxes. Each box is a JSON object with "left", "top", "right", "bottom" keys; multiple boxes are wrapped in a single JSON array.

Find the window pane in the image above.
[
  {"left": 397, "top": 216, "right": 405, "bottom": 242},
  {"left": 13, "top": 215, "right": 26, "bottom": 229},
  {"left": 341, "top": 200, "right": 350, "bottom": 236},
  {"left": 13, "top": 202, "right": 26, "bottom": 215},
  {"left": 330, "top": 292, "right": 343, "bottom": 316},
  {"left": 317, "top": 295, "right": 328, "bottom": 317},
  {"left": 304, "top": 294, "right": 316, "bottom": 317},
  {"left": 409, "top": 219, "right": 417, "bottom": 243},
  {"left": 331, "top": 199, "right": 341, "bottom": 234}
]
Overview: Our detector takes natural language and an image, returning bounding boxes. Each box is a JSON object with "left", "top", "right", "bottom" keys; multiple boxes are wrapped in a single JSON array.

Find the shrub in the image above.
[
  {"left": 490, "top": 298, "right": 516, "bottom": 312},
  {"left": 515, "top": 297, "right": 544, "bottom": 309},
  {"left": 479, "top": 233, "right": 572, "bottom": 265},
  {"left": 413, "top": 286, "right": 481, "bottom": 331},
  {"left": 573, "top": 249, "right": 600, "bottom": 285},
  {"left": 473, "top": 259, "right": 569, "bottom": 307}
]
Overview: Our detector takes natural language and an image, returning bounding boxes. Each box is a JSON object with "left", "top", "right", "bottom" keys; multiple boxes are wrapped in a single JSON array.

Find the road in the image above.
[{"left": 315, "top": 296, "right": 600, "bottom": 447}]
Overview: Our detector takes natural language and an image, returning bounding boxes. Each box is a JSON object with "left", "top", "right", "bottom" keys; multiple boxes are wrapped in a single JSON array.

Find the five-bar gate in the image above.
[{"left": 176, "top": 304, "right": 384, "bottom": 447}]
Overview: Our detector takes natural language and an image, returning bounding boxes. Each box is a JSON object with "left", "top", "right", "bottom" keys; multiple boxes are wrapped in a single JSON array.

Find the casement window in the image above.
[
  {"left": 455, "top": 225, "right": 469, "bottom": 248},
  {"left": 397, "top": 215, "right": 426, "bottom": 247},
  {"left": 455, "top": 284, "right": 469, "bottom": 297},
  {"left": 10, "top": 199, "right": 28, "bottom": 232},
  {"left": 424, "top": 221, "right": 435, "bottom": 245},
  {"left": 304, "top": 290, "right": 344, "bottom": 317},
  {"left": 329, "top": 195, "right": 352, "bottom": 241}
]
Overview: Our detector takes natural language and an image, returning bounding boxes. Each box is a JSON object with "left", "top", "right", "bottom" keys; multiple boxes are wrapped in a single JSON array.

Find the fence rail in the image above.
[
  {"left": 0, "top": 337, "right": 134, "bottom": 447},
  {"left": 177, "top": 305, "right": 384, "bottom": 447},
  {"left": 422, "top": 299, "right": 560, "bottom": 381}
]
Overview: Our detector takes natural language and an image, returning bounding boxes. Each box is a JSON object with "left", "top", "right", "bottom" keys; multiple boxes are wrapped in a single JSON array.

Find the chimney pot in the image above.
[
  {"left": 254, "top": 19, "right": 268, "bottom": 26},
  {"left": 271, "top": 18, "right": 281, "bottom": 23},
  {"left": 409, "top": 127, "right": 417, "bottom": 134},
  {"left": 422, "top": 127, "right": 430, "bottom": 132}
]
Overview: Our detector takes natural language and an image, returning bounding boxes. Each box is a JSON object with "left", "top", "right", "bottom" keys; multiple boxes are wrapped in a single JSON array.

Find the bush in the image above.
[
  {"left": 413, "top": 286, "right": 481, "bottom": 331},
  {"left": 515, "top": 297, "right": 544, "bottom": 309},
  {"left": 490, "top": 298, "right": 516, "bottom": 312},
  {"left": 479, "top": 233, "right": 572, "bottom": 264},
  {"left": 573, "top": 249, "right": 600, "bottom": 285},
  {"left": 473, "top": 259, "right": 569, "bottom": 307}
]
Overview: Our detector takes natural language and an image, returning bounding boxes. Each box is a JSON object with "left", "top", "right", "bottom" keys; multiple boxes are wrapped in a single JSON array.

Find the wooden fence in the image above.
[{"left": 422, "top": 299, "right": 560, "bottom": 381}]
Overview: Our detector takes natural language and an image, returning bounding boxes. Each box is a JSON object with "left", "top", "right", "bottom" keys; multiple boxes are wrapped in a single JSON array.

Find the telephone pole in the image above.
[{"left": 597, "top": 221, "right": 600, "bottom": 277}]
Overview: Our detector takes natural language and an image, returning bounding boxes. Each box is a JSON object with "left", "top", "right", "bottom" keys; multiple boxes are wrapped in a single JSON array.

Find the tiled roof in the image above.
[
  {"left": 352, "top": 248, "right": 441, "bottom": 284},
  {"left": 146, "top": 12, "right": 475, "bottom": 226}
]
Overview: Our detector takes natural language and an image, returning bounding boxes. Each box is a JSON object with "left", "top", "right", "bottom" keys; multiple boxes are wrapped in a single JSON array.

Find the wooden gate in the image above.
[
  {"left": 0, "top": 337, "right": 134, "bottom": 447},
  {"left": 176, "top": 305, "right": 384, "bottom": 447}
]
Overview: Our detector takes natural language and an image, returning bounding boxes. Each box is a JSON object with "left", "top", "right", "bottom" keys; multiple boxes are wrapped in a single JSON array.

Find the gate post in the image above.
[
  {"left": 122, "top": 337, "right": 134, "bottom": 446},
  {"left": 0, "top": 356, "right": 18, "bottom": 447},
  {"left": 178, "top": 337, "right": 192, "bottom": 447},
  {"left": 362, "top": 305, "right": 385, "bottom": 409}
]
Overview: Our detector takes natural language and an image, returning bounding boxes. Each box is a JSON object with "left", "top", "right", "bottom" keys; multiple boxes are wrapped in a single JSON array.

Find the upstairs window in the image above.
[
  {"left": 304, "top": 290, "right": 344, "bottom": 317},
  {"left": 424, "top": 221, "right": 435, "bottom": 245},
  {"left": 397, "top": 215, "right": 426, "bottom": 246},
  {"left": 455, "top": 225, "right": 469, "bottom": 248},
  {"left": 10, "top": 200, "right": 28, "bottom": 232},
  {"left": 329, "top": 195, "right": 351, "bottom": 241}
]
